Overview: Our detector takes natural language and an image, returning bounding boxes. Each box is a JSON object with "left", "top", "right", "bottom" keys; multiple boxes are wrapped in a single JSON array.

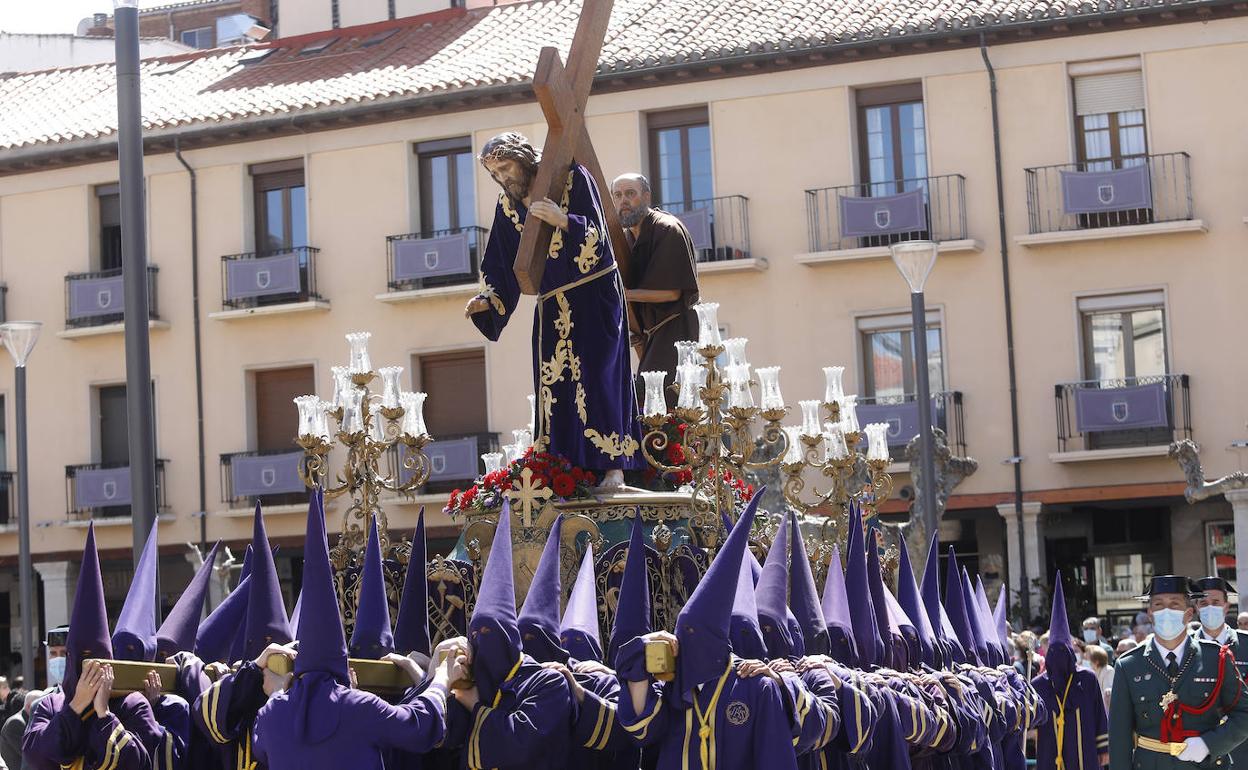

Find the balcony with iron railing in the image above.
[
  {"left": 393, "top": 431, "right": 501, "bottom": 495},
  {"left": 857, "top": 391, "right": 965, "bottom": 464},
  {"left": 221, "top": 449, "right": 310, "bottom": 508},
  {"left": 65, "top": 460, "right": 169, "bottom": 520},
  {"left": 1020, "top": 152, "right": 1203, "bottom": 246},
  {"left": 62, "top": 266, "right": 162, "bottom": 336},
  {"left": 798, "top": 174, "right": 979, "bottom": 265},
  {"left": 380, "top": 226, "right": 487, "bottom": 302},
  {"left": 661, "top": 196, "right": 763, "bottom": 274},
  {"left": 1053, "top": 373, "right": 1191, "bottom": 460},
  {"left": 214, "top": 246, "right": 326, "bottom": 319}
]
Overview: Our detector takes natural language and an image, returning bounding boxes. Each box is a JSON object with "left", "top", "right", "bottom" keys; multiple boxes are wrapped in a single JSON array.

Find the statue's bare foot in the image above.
[{"left": 597, "top": 470, "right": 626, "bottom": 490}]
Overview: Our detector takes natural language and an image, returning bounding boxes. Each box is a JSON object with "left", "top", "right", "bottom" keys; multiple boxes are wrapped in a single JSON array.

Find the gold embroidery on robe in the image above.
[
  {"left": 575, "top": 225, "right": 601, "bottom": 274},
  {"left": 583, "top": 430, "right": 640, "bottom": 459},
  {"left": 575, "top": 383, "right": 588, "bottom": 423},
  {"left": 480, "top": 283, "right": 506, "bottom": 315},
  {"left": 500, "top": 193, "right": 523, "bottom": 233}
]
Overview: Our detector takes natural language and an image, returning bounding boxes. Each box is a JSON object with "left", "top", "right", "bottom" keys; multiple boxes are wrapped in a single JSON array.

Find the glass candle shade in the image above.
[
  {"left": 674, "top": 340, "right": 700, "bottom": 369},
  {"left": 723, "top": 337, "right": 749, "bottom": 368},
  {"left": 839, "top": 394, "right": 859, "bottom": 434},
  {"left": 330, "top": 366, "right": 351, "bottom": 410},
  {"left": 782, "top": 426, "right": 803, "bottom": 465},
  {"left": 341, "top": 388, "right": 366, "bottom": 434},
  {"left": 865, "top": 423, "right": 891, "bottom": 463},
  {"left": 676, "top": 363, "right": 707, "bottom": 410},
  {"left": 756, "top": 367, "right": 784, "bottom": 410},
  {"left": 823, "top": 425, "right": 848, "bottom": 462},
  {"left": 400, "top": 392, "right": 428, "bottom": 438},
  {"left": 725, "top": 364, "right": 754, "bottom": 409},
  {"left": 640, "top": 371, "right": 668, "bottom": 417},
  {"left": 294, "top": 395, "right": 320, "bottom": 437},
  {"left": 799, "top": 400, "right": 823, "bottom": 437},
  {"left": 378, "top": 366, "right": 403, "bottom": 409},
  {"left": 823, "top": 366, "right": 845, "bottom": 404},
  {"left": 482, "top": 452, "right": 505, "bottom": 474},
  {"left": 345, "top": 332, "right": 373, "bottom": 375},
  {"left": 692, "top": 302, "right": 722, "bottom": 348}
]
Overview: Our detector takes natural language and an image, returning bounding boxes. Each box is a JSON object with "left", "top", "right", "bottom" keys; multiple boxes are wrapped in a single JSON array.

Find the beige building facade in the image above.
[{"left": 0, "top": 0, "right": 1245, "bottom": 675}]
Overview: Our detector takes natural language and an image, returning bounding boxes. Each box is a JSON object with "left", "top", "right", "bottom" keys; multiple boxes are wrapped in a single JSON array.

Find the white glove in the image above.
[{"left": 1177, "top": 737, "right": 1210, "bottom": 763}]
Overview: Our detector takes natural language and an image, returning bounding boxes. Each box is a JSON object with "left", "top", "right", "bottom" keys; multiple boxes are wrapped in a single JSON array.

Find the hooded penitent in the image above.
[
  {"left": 607, "top": 513, "right": 651, "bottom": 668},
  {"left": 64, "top": 524, "right": 112, "bottom": 700},
  {"left": 920, "top": 534, "right": 964, "bottom": 665},
  {"left": 960, "top": 566, "right": 995, "bottom": 666},
  {"left": 1044, "top": 572, "right": 1077, "bottom": 684},
  {"left": 992, "top": 584, "right": 1011, "bottom": 662},
  {"left": 156, "top": 541, "right": 222, "bottom": 661},
  {"left": 227, "top": 545, "right": 256, "bottom": 664},
  {"left": 468, "top": 501, "right": 525, "bottom": 705},
  {"left": 291, "top": 487, "right": 351, "bottom": 743},
  {"left": 393, "top": 508, "right": 431, "bottom": 657},
  {"left": 730, "top": 545, "right": 768, "bottom": 660},
  {"left": 242, "top": 501, "right": 293, "bottom": 660},
  {"left": 111, "top": 519, "right": 160, "bottom": 662},
  {"left": 896, "top": 540, "right": 936, "bottom": 668},
  {"left": 865, "top": 531, "right": 902, "bottom": 669},
  {"left": 821, "top": 545, "right": 858, "bottom": 667},
  {"left": 972, "top": 574, "right": 1002, "bottom": 666},
  {"left": 943, "top": 547, "right": 983, "bottom": 665},
  {"left": 517, "top": 515, "right": 567, "bottom": 664},
  {"left": 882, "top": 583, "right": 919, "bottom": 671},
  {"left": 559, "top": 544, "right": 603, "bottom": 663},
  {"left": 349, "top": 514, "right": 395, "bottom": 659},
  {"left": 672, "top": 487, "right": 762, "bottom": 704},
  {"left": 755, "top": 514, "right": 796, "bottom": 659},
  {"left": 788, "top": 514, "right": 829, "bottom": 656},
  {"left": 844, "top": 504, "right": 883, "bottom": 668},
  {"left": 196, "top": 575, "right": 253, "bottom": 663}
]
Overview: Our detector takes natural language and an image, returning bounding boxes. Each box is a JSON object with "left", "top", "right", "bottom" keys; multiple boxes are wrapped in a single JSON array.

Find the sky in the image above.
[{"left": 1, "top": 1, "right": 134, "bottom": 35}]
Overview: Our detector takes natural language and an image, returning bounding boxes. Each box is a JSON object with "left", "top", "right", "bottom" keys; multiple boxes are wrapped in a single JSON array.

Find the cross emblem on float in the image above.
[
  {"left": 511, "top": 0, "right": 637, "bottom": 338},
  {"left": 505, "top": 466, "right": 553, "bottom": 527}
]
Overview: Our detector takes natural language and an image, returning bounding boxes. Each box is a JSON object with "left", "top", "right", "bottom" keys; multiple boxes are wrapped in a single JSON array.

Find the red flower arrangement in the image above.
[
  {"left": 639, "top": 417, "right": 755, "bottom": 505},
  {"left": 445, "top": 447, "right": 597, "bottom": 516}
]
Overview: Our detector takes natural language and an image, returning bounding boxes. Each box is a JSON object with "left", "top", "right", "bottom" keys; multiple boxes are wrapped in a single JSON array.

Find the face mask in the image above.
[
  {"left": 1153, "top": 609, "right": 1188, "bottom": 641},
  {"left": 1199, "top": 605, "right": 1226, "bottom": 631},
  {"left": 1083, "top": 629, "right": 1099, "bottom": 643},
  {"left": 47, "top": 656, "right": 66, "bottom": 686}
]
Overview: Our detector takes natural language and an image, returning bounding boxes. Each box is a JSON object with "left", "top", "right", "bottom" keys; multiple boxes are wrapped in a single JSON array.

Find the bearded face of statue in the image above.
[
  {"left": 612, "top": 176, "right": 651, "bottom": 228},
  {"left": 484, "top": 157, "right": 535, "bottom": 203}
]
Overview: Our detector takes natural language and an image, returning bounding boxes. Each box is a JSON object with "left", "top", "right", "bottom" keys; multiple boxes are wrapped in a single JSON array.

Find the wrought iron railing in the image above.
[
  {"left": 65, "top": 460, "right": 169, "bottom": 519},
  {"left": 64, "top": 266, "right": 160, "bottom": 329},
  {"left": 0, "top": 471, "right": 13, "bottom": 527},
  {"left": 804, "top": 174, "right": 967, "bottom": 253},
  {"left": 220, "top": 449, "right": 309, "bottom": 507},
  {"left": 857, "top": 391, "right": 965, "bottom": 462},
  {"left": 392, "top": 431, "right": 500, "bottom": 494},
  {"left": 1054, "top": 373, "right": 1190, "bottom": 452},
  {"left": 1024, "top": 152, "right": 1193, "bottom": 235},
  {"left": 221, "top": 246, "right": 322, "bottom": 310},
  {"left": 662, "top": 195, "right": 752, "bottom": 264},
  {"left": 385, "top": 226, "right": 486, "bottom": 292}
]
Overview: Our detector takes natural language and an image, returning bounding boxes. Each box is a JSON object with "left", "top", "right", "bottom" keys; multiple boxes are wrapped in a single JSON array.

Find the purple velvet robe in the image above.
[
  {"left": 168, "top": 651, "right": 228, "bottom": 770},
  {"left": 783, "top": 666, "right": 841, "bottom": 767},
  {"left": 472, "top": 163, "right": 642, "bottom": 472},
  {"left": 149, "top": 694, "right": 190, "bottom": 770},
  {"left": 615, "top": 639, "right": 800, "bottom": 770},
  {"left": 804, "top": 662, "right": 879, "bottom": 770},
  {"left": 23, "top": 690, "right": 160, "bottom": 770},
  {"left": 251, "top": 672, "right": 448, "bottom": 770},
  {"left": 1031, "top": 668, "right": 1107, "bottom": 770},
  {"left": 440, "top": 661, "right": 573, "bottom": 769},
  {"left": 569, "top": 668, "right": 642, "bottom": 770},
  {"left": 191, "top": 661, "right": 268, "bottom": 770}
]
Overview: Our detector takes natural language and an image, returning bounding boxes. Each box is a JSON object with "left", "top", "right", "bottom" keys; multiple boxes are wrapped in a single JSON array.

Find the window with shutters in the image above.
[
  {"left": 1072, "top": 64, "right": 1147, "bottom": 170},
  {"left": 411, "top": 349, "right": 491, "bottom": 492},
  {"left": 251, "top": 159, "right": 307, "bottom": 253},
  {"left": 647, "top": 107, "right": 713, "bottom": 208},
  {"left": 416, "top": 137, "right": 476, "bottom": 235},
  {"left": 247, "top": 366, "right": 315, "bottom": 505},
  {"left": 853, "top": 84, "right": 930, "bottom": 246},
  {"left": 97, "top": 184, "right": 122, "bottom": 271}
]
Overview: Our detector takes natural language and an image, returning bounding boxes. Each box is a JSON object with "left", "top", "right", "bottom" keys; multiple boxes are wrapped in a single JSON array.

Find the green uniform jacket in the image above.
[
  {"left": 1196, "top": 627, "right": 1248, "bottom": 769},
  {"left": 1109, "top": 635, "right": 1248, "bottom": 770}
]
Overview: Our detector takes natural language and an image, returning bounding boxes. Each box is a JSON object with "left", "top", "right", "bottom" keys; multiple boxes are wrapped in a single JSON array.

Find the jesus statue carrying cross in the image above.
[{"left": 464, "top": 133, "right": 642, "bottom": 489}]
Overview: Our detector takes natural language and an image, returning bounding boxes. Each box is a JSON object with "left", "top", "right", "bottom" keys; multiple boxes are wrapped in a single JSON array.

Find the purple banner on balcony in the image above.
[
  {"left": 225, "top": 252, "right": 302, "bottom": 300},
  {"left": 674, "top": 207, "right": 713, "bottom": 250},
  {"left": 1060, "top": 164, "right": 1152, "bottom": 214},
  {"left": 75, "top": 466, "right": 132, "bottom": 509},
  {"left": 393, "top": 231, "right": 472, "bottom": 281},
  {"left": 858, "top": 400, "right": 935, "bottom": 448},
  {"left": 1074, "top": 382, "right": 1168, "bottom": 433},
  {"left": 401, "top": 438, "right": 479, "bottom": 484},
  {"left": 231, "top": 452, "right": 305, "bottom": 498},
  {"left": 68, "top": 275, "right": 125, "bottom": 320},
  {"left": 838, "top": 188, "right": 926, "bottom": 238}
]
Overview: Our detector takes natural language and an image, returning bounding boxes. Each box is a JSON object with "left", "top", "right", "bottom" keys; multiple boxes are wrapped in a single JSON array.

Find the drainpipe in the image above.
[
  {"left": 174, "top": 137, "right": 208, "bottom": 551},
  {"left": 980, "top": 33, "right": 1030, "bottom": 622}
]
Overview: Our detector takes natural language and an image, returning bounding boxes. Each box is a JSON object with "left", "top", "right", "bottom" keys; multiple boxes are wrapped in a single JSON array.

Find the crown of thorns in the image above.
[{"left": 479, "top": 132, "right": 542, "bottom": 168}]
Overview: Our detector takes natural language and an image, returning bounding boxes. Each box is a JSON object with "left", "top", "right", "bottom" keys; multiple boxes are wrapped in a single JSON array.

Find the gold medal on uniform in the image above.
[{"left": 1160, "top": 690, "right": 1178, "bottom": 710}]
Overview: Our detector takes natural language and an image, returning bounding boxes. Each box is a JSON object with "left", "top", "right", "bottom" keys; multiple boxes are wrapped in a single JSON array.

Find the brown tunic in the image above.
[{"left": 626, "top": 207, "right": 700, "bottom": 404}]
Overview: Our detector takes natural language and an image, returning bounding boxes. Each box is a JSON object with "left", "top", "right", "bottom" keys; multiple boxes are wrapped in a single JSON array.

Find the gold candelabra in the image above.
[{"left": 294, "top": 332, "right": 434, "bottom": 567}]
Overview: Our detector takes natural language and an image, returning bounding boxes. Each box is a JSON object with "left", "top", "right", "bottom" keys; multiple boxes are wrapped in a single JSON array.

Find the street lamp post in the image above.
[
  {"left": 0, "top": 321, "right": 41, "bottom": 688},
  {"left": 114, "top": 0, "right": 160, "bottom": 575},
  {"left": 890, "top": 240, "right": 940, "bottom": 545}
]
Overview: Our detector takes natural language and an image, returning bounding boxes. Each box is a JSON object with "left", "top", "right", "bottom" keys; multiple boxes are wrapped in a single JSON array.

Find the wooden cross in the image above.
[
  {"left": 512, "top": 0, "right": 636, "bottom": 319},
  {"left": 505, "top": 466, "right": 553, "bottom": 528}
]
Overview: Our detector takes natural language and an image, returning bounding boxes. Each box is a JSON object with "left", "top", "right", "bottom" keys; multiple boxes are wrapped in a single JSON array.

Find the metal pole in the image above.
[
  {"left": 115, "top": 6, "right": 159, "bottom": 597},
  {"left": 912, "top": 291, "right": 939, "bottom": 544},
  {"left": 15, "top": 365, "right": 34, "bottom": 687}
]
